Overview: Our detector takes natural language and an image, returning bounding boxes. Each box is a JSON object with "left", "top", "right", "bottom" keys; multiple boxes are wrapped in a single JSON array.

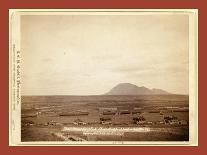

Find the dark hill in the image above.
[{"left": 105, "top": 83, "right": 170, "bottom": 95}]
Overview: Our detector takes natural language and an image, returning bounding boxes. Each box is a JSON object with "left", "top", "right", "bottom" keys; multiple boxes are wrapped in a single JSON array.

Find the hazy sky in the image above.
[{"left": 21, "top": 14, "right": 189, "bottom": 95}]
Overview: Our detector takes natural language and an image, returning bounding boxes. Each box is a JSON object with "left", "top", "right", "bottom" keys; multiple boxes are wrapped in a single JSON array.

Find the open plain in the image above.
[{"left": 21, "top": 95, "right": 189, "bottom": 142}]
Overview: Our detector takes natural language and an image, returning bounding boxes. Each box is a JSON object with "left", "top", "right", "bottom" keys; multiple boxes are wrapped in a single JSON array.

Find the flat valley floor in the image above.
[{"left": 21, "top": 95, "right": 189, "bottom": 142}]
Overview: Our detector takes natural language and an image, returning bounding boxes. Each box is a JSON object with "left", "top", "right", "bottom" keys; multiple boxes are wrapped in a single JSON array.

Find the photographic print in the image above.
[{"left": 9, "top": 9, "right": 198, "bottom": 146}]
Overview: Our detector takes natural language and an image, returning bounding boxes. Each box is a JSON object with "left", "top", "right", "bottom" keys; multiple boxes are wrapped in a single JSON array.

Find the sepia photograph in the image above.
[{"left": 9, "top": 9, "right": 198, "bottom": 146}]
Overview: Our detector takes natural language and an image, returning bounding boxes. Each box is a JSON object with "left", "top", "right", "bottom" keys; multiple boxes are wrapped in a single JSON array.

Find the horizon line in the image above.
[{"left": 21, "top": 94, "right": 189, "bottom": 96}]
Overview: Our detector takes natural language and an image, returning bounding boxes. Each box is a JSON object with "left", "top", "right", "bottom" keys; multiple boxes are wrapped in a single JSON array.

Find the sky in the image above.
[{"left": 21, "top": 14, "right": 189, "bottom": 95}]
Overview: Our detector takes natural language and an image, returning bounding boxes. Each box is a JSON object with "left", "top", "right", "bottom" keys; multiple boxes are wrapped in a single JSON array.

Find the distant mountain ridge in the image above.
[{"left": 105, "top": 83, "right": 170, "bottom": 95}]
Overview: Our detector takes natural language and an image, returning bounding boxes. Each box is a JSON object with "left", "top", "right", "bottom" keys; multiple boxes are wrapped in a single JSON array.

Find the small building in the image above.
[
  {"left": 99, "top": 108, "right": 117, "bottom": 115},
  {"left": 169, "top": 120, "right": 180, "bottom": 125},
  {"left": 147, "top": 121, "right": 153, "bottom": 125},
  {"left": 159, "top": 121, "right": 165, "bottom": 124},
  {"left": 164, "top": 115, "right": 178, "bottom": 124},
  {"left": 100, "top": 117, "right": 112, "bottom": 124},
  {"left": 101, "top": 121, "right": 112, "bottom": 125},
  {"left": 47, "top": 120, "right": 58, "bottom": 126},
  {"left": 73, "top": 119, "right": 87, "bottom": 125},
  {"left": 133, "top": 116, "right": 146, "bottom": 124},
  {"left": 119, "top": 110, "right": 130, "bottom": 115},
  {"left": 136, "top": 121, "right": 146, "bottom": 125}
]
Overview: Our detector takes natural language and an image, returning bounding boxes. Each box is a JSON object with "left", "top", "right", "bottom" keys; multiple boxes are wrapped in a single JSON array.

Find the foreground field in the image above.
[
  {"left": 22, "top": 126, "right": 189, "bottom": 141},
  {"left": 21, "top": 95, "right": 189, "bottom": 142}
]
